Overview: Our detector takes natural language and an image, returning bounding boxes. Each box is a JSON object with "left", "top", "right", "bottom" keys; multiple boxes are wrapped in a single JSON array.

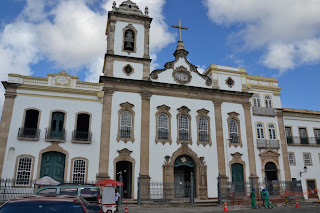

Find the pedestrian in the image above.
[
  {"left": 250, "top": 188, "right": 257, "bottom": 209},
  {"left": 260, "top": 187, "right": 265, "bottom": 207},
  {"left": 264, "top": 189, "right": 273, "bottom": 209},
  {"left": 115, "top": 189, "right": 120, "bottom": 212}
]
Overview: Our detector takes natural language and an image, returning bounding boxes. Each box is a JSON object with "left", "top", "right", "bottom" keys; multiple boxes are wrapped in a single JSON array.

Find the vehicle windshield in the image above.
[
  {"left": 81, "top": 188, "right": 98, "bottom": 203},
  {"left": 0, "top": 201, "right": 85, "bottom": 213}
]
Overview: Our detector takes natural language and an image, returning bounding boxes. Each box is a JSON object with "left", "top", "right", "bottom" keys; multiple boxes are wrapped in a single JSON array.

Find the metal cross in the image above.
[{"left": 172, "top": 19, "right": 188, "bottom": 42}]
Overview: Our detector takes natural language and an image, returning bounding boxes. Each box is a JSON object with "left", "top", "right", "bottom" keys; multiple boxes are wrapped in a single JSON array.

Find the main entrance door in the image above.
[
  {"left": 231, "top": 163, "right": 244, "bottom": 193},
  {"left": 174, "top": 155, "right": 195, "bottom": 198},
  {"left": 40, "top": 152, "right": 65, "bottom": 183},
  {"left": 116, "top": 161, "right": 132, "bottom": 199},
  {"left": 265, "top": 162, "right": 278, "bottom": 195}
]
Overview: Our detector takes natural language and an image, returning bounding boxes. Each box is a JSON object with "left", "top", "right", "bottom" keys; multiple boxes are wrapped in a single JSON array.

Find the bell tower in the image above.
[{"left": 103, "top": 0, "right": 152, "bottom": 80}]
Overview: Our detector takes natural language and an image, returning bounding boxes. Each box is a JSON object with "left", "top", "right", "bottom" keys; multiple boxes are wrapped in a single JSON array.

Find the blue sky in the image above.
[{"left": 0, "top": 0, "right": 320, "bottom": 111}]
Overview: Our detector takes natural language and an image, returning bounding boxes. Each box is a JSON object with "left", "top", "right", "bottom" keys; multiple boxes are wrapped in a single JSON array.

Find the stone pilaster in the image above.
[
  {"left": 213, "top": 100, "right": 227, "bottom": 177},
  {"left": 96, "top": 89, "right": 114, "bottom": 181},
  {"left": 106, "top": 20, "right": 116, "bottom": 55},
  {"left": 140, "top": 92, "right": 152, "bottom": 179},
  {"left": 276, "top": 109, "right": 292, "bottom": 181},
  {"left": 0, "top": 82, "right": 18, "bottom": 177},
  {"left": 243, "top": 103, "right": 258, "bottom": 177}
]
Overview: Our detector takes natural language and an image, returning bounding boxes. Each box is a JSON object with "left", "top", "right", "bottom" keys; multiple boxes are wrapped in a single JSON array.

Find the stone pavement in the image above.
[{"left": 118, "top": 205, "right": 320, "bottom": 213}]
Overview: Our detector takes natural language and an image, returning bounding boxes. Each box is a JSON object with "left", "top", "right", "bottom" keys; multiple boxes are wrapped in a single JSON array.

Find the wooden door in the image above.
[
  {"left": 50, "top": 112, "right": 65, "bottom": 139},
  {"left": 40, "top": 152, "right": 65, "bottom": 183},
  {"left": 307, "top": 180, "right": 317, "bottom": 198}
]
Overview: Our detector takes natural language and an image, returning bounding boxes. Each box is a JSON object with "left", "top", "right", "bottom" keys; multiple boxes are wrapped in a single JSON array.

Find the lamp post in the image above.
[{"left": 299, "top": 166, "right": 308, "bottom": 177}]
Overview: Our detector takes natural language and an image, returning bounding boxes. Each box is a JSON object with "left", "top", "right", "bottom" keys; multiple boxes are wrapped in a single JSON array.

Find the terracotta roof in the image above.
[{"left": 282, "top": 108, "right": 320, "bottom": 115}]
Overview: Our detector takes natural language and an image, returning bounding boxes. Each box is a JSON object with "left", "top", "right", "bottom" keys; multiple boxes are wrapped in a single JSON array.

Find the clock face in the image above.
[{"left": 175, "top": 71, "right": 188, "bottom": 82}]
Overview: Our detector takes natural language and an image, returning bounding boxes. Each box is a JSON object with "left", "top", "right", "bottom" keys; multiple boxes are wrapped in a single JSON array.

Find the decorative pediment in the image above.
[
  {"left": 177, "top": 106, "right": 190, "bottom": 114},
  {"left": 120, "top": 102, "right": 134, "bottom": 109},
  {"left": 48, "top": 70, "right": 78, "bottom": 87},
  {"left": 228, "top": 111, "right": 240, "bottom": 117},
  {"left": 197, "top": 108, "right": 209, "bottom": 114},
  {"left": 157, "top": 104, "right": 170, "bottom": 111},
  {"left": 259, "top": 149, "right": 280, "bottom": 159},
  {"left": 117, "top": 148, "right": 132, "bottom": 156}
]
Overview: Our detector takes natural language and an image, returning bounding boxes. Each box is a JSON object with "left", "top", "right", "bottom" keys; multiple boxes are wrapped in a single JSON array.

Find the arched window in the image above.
[
  {"left": 268, "top": 124, "right": 276, "bottom": 139},
  {"left": 198, "top": 116, "right": 209, "bottom": 142},
  {"left": 15, "top": 156, "right": 33, "bottom": 185},
  {"left": 229, "top": 118, "right": 239, "bottom": 143},
  {"left": 19, "top": 109, "right": 40, "bottom": 139},
  {"left": 158, "top": 113, "right": 169, "bottom": 140},
  {"left": 120, "top": 110, "right": 132, "bottom": 138},
  {"left": 253, "top": 94, "right": 261, "bottom": 107},
  {"left": 124, "top": 29, "right": 135, "bottom": 51},
  {"left": 256, "top": 123, "right": 265, "bottom": 139},
  {"left": 178, "top": 115, "right": 189, "bottom": 141},
  {"left": 265, "top": 95, "right": 272, "bottom": 108},
  {"left": 74, "top": 113, "right": 91, "bottom": 141},
  {"left": 72, "top": 159, "right": 87, "bottom": 184}
]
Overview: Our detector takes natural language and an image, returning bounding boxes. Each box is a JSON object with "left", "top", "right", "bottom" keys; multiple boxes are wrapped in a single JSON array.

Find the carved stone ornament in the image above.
[
  {"left": 225, "top": 77, "right": 235, "bottom": 88},
  {"left": 52, "top": 70, "right": 75, "bottom": 87},
  {"left": 122, "top": 64, "right": 134, "bottom": 76},
  {"left": 172, "top": 66, "right": 192, "bottom": 85},
  {"left": 97, "top": 91, "right": 104, "bottom": 99},
  {"left": 177, "top": 106, "right": 190, "bottom": 114}
]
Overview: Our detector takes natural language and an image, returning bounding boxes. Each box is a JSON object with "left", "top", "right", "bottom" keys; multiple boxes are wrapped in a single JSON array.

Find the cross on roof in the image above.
[{"left": 172, "top": 19, "right": 188, "bottom": 42}]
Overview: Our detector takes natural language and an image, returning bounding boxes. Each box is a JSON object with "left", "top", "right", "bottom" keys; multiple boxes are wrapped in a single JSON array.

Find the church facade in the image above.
[{"left": 0, "top": 0, "right": 319, "bottom": 200}]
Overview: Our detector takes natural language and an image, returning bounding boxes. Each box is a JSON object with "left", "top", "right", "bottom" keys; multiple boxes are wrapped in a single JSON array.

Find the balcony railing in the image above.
[
  {"left": 45, "top": 128, "right": 66, "bottom": 142},
  {"left": 158, "top": 129, "right": 169, "bottom": 140},
  {"left": 252, "top": 106, "right": 276, "bottom": 117},
  {"left": 287, "top": 136, "right": 320, "bottom": 145},
  {"left": 18, "top": 128, "right": 40, "bottom": 140},
  {"left": 257, "top": 139, "right": 280, "bottom": 149},
  {"left": 72, "top": 131, "right": 92, "bottom": 142},
  {"left": 199, "top": 132, "right": 209, "bottom": 142},
  {"left": 178, "top": 130, "right": 189, "bottom": 141}
]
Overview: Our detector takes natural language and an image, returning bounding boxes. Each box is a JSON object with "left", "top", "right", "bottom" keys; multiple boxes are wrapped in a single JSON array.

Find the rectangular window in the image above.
[
  {"left": 72, "top": 159, "right": 86, "bottom": 184},
  {"left": 285, "top": 127, "right": 292, "bottom": 144},
  {"left": 303, "top": 153, "right": 312, "bottom": 166},
  {"left": 15, "top": 157, "right": 32, "bottom": 185},
  {"left": 299, "top": 128, "right": 308, "bottom": 144},
  {"left": 315, "top": 129, "right": 320, "bottom": 144},
  {"left": 288, "top": 152, "right": 295, "bottom": 165}
]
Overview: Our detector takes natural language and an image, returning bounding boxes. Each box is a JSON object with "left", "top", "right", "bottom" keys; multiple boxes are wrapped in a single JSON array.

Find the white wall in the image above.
[
  {"left": 2, "top": 90, "right": 102, "bottom": 181},
  {"left": 114, "top": 21, "right": 144, "bottom": 58}
]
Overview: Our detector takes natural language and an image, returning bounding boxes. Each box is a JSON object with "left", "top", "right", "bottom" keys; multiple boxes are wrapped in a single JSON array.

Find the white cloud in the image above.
[
  {"left": 0, "top": 0, "right": 174, "bottom": 115},
  {"left": 204, "top": 0, "right": 320, "bottom": 72},
  {"left": 196, "top": 65, "right": 207, "bottom": 74}
]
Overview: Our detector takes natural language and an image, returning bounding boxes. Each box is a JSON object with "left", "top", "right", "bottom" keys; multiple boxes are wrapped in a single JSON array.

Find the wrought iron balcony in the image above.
[
  {"left": 72, "top": 130, "right": 92, "bottom": 142},
  {"left": 252, "top": 106, "right": 276, "bottom": 117},
  {"left": 17, "top": 128, "right": 40, "bottom": 140},
  {"left": 287, "top": 136, "right": 320, "bottom": 145},
  {"left": 199, "top": 132, "right": 209, "bottom": 142},
  {"left": 158, "top": 129, "right": 169, "bottom": 140},
  {"left": 119, "top": 127, "right": 132, "bottom": 139},
  {"left": 178, "top": 130, "right": 189, "bottom": 141},
  {"left": 257, "top": 139, "right": 280, "bottom": 149},
  {"left": 230, "top": 135, "right": 239, "bottom": 144},
  {"left": 45, "top": 128, "right": 66, "bottom": 142}
]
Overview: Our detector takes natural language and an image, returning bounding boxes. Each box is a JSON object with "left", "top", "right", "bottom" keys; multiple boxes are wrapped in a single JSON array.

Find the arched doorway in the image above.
[
  {"left": 116, "top": 161, "right": 132, "bottom": 199},
  {"left": 265, "top": 162, "right": 278, "bottom": 195},
  {"left": 174, "top": 155, "right": 195, "bottom": 198},
  {"left": 40, "top": 152, "right": 65, "bottom": 183}
]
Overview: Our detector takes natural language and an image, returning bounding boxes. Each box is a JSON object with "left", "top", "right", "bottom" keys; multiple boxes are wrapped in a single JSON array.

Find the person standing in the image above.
[
  {"left": 250, "top": 188, "right": 257, "bottom": 209},
  {"left": 115, "top": 189, "right": 121, "bottom": 212}
]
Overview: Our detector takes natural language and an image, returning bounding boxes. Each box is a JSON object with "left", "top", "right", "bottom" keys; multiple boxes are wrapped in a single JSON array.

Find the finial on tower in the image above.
[
  {"left": 112, "top": 1, "right": 116, "bottom": 10},
  {"left": 172, "top": 19, "right": 188, "bottom": 42},
  {"left": 145, "top": 7, "right": 149, "bottom": 15}
]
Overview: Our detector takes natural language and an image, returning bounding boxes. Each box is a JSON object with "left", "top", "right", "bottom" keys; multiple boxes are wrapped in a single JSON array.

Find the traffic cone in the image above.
[
  {"left": 295, "top": 198, "right": 300, "bottom": 208},
  {"left": 224, "top": 201, "right": 229, "bottom": 212},
  {"left": 125, "top": 204, "right": 129, "bottom": 213}
]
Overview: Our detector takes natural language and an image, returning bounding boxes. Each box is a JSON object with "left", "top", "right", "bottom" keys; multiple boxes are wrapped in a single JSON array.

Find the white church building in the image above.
[{"left": 0, "top": 0, "right": 319, "bottom": 200}]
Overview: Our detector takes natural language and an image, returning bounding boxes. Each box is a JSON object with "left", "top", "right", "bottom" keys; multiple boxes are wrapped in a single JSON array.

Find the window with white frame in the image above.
[
  {"left": 178, "top": 115, "right": 189, "bottom": 141},
  {"left": 303, "top": 153, "right": 312, "bottom": 165},
  {"left": 229, "top": 119, "right": 239, "bottom": 143},
  {"left": 268, "top": 124, "right": 276, "bottom": 139},
  {"left": 120, "top": 110, "right": 132, "bottom": 138},
  {"left": 288, "top": 153, "right": 295, "bottom": 165},
  {"left": 253, "top": 94, "right": 261, "bottom": 107},
  {"left": 198, "top": 116, "right": 209, "bottom": 142},
  {"left": 158, "top": 113, "right": 169, "bottom": 140},
  {"left": 256, "top": 123, "right": 265, "bottom": 139},
  {"left": 72, "top": 159, "right": 86, "bottom": 184},
  {"left": 265, "top": 95, "right": 272, "bottom": 108},
  {"left": 15, "top": 157, "right": 32, "bottom": 185}
]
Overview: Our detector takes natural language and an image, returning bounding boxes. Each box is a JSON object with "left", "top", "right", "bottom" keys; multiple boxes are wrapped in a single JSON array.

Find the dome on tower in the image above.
[{"left": 112, "top": 0, "right": 149, "bottom": 17}]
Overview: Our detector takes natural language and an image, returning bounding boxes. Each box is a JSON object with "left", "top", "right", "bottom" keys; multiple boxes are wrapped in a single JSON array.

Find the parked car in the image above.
[
  {"left": 0, "top": 195, "right": 87, "bottom": 213},
  {"left": 34, "top": 185, "right": 100, "bottom": 204},
  {"left": 33, "top": 185, "right": 101, "bottom": 212}
]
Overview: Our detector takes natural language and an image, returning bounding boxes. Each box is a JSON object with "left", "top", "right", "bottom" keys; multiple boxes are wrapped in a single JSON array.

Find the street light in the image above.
[{"left": 299, "top": 166, "right": 307, "bottom": 177}]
